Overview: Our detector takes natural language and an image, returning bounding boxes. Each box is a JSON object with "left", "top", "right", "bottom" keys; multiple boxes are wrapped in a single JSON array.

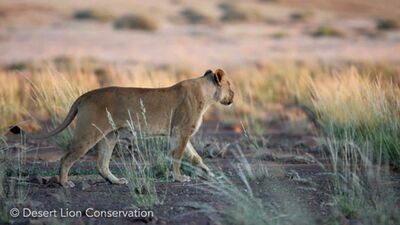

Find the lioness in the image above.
[{"left": 10, "top": 69, "right": 234, "bottom": 187}]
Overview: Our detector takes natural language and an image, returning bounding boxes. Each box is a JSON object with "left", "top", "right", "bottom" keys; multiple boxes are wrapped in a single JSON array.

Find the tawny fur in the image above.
[{"left": 11, "top": 69, "right": 234, "bottom": 187}]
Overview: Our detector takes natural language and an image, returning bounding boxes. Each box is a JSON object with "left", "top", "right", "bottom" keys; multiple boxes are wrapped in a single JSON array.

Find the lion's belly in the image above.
[{"left": 117, "top": 108, "right": 172, "bottom": 136}]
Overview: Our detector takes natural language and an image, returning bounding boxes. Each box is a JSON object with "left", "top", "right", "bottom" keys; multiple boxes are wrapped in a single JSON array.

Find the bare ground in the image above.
[{"left": 4, "top": 105, "right": 338, "bottom": 225}]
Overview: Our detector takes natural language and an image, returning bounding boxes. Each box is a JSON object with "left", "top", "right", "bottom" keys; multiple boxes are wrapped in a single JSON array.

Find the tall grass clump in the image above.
[
  {"left": 202, "top": 175, "right": 278, "bottom": 225},
  {"left": 199, "top": 149, "right": 308, "bottom": 225},
  {"left": 30, "top": 70, "right": 99, "bottom": 149},
  {"left": 0, "top": 136, "right": 9, "bottom": 224},
  {"left": 304, "top": 69, "right": 400, "bottom": 168},
  {"left": 106, "top": 107, "right": 172, "bottom": 208},
  {"left": 0, "top": 137, "right": 31, "bottom": 224},
  {"left": 0, "top": 73, "right": 30, "bottom": 130},
  {"left": 326, "top": 135, "right": 399, "bottom": 224}
]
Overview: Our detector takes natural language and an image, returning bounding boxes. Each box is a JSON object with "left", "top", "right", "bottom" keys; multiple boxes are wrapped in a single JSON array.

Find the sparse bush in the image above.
[
  {"left": 219, "top": 2, "right": 265, "bottom": 23},
  {"left": 113, "top": 14, "right": 159, "bottom": 31},
  {"left": 180, "top": 7, "right": 216, "bottom": 25},
  {"left": 312, "top": 25, "right": 343, "bottom": 37},
  {"left": 73, "top": 9, "right": 114, "bottom": 22},
  {"left": 376, "top": 18, "right": 399, "bottom": 30},
  {"left": 290, "top": 10, "right": 313, "bottom": 22},
  {"left": 4, "top": 61, "right": 32, "bottom": 71}
]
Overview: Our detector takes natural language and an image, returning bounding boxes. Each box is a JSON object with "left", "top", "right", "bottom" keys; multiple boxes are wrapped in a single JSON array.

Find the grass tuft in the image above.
[
  {"left": 325, "top": 135, "right": 400, "bottom": 224},
  {"left": 303, "top": 71, "right": 400, "bottom": 168}
]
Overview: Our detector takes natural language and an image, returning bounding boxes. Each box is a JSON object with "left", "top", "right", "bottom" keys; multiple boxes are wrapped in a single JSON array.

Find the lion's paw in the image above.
[
  {"left": 62, "top": 180, "right": 75, "bottom": 188},
  {"left": 175, "top": 175, "right": 191, "bottom": 182},
  {"left": 116, "top": 178, "right": 129, "bottom": 185}
]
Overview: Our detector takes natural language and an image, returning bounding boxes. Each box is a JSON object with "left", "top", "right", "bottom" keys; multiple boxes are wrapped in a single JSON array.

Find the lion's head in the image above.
[{"left": 205, "top": 69, "right": 234, "bottom": 105}]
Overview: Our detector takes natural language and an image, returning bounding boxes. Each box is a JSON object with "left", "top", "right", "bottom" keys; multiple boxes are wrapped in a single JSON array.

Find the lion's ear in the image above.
[
  {"left": 213, "top": 69, "right": 225, "bottom": 86},
  {"left": 204, "top": 69, "right": 213, "bottom": 76}
]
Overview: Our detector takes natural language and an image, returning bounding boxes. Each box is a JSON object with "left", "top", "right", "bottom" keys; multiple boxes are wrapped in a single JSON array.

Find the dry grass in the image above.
[
  {"left": 0, "top": 62, "right": 263, "bottom": 135},
  {"left": 302, "top": 69, "right": 400, "bottom": 167},
  {"left": 0, "top": 59, "right": 399, "bottom": 224}
]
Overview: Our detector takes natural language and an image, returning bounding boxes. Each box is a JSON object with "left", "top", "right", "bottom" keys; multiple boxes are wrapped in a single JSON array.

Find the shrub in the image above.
[
  {"left": 73, "top": 9, "right": 114, "bottom": 22},
  {"left": 180, "top": 7, "right": 216, "bottom": 25},
  {"left": 113, "top": 14, "right": 159, "bottom": 31},
  {"left": 4, "top": 62, "right": 32, "bottom": 71},
  {"left": 290, "top": 10, "right": 313, "bottom": 22},
  {"left": 312, "top": 25, "right": 343, "bottom": 37},
  {"left": 376, "top": 18, "right": 399, "bottom": 30},
  {"left": 219, "top": 2, "right": 264, "bottom": 23}
]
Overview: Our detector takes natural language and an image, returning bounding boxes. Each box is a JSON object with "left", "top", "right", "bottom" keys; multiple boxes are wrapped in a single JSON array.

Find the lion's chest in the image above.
[
  {"left": 191, "top": 105, "right": 209, "bottom": 135},
  {"left": 191, "top": 117, "right": 203, "bottom": 135}
]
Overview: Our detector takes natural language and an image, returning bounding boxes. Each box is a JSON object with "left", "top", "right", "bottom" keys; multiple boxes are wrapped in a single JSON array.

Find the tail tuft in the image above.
[{"left": 9, "top": 126, "right": 22, "bottom": 135}]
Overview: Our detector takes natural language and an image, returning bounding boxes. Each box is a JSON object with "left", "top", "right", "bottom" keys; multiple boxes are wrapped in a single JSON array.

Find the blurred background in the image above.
[
  {"left": 1, "top": 2, "right": 400, "bottom": 225},
  {"left": 1, "top": 0, "right": 399, "bottom": 70},
  {"left": 1, "top": 0, "right": 400, "bottom": 140}
]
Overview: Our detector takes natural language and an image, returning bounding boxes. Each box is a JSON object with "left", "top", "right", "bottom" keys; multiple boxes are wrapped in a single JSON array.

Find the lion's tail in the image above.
[{"left": 10, "top": 96, "right": 83, "bottom": 139}]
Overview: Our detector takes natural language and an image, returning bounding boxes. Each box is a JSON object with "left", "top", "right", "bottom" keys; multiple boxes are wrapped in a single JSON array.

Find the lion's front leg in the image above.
[
  {"left": 185, "top": 141, "right": 215, "bottom": 179},
  {"left": 171, "top": 135, "right": 191, "bottom": 182}
]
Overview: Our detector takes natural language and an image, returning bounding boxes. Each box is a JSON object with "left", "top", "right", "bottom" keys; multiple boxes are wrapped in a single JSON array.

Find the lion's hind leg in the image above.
[
  {"left": 95, "top": 132, "right": 128, "bottom": 185},
  {"left": 60, "top": 131, "right": 103, "bottom": 188},
  {"left": 185, "top": 141, "right": 215, "bottom": 179}
]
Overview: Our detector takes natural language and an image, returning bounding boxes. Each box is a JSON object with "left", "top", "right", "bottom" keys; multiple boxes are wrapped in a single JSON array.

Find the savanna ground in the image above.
[{"left": 1, "top": 0, "right": 400, "bottom": 225}]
